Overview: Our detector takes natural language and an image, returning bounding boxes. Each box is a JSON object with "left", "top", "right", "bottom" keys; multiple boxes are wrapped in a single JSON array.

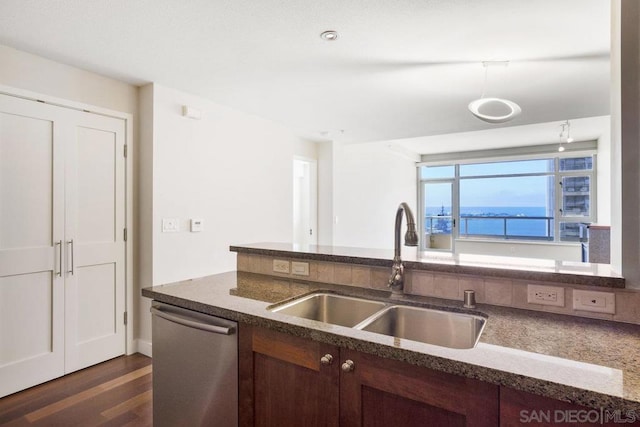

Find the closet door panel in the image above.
[
  {"left": 0, "top": 272, "right": 53, "bottom": 364},
  {"left": 0, "top": 94, "right": 65, "bottom": 398},
  {"left": 0, "top": 113, "right": 52, "bottom": 249},
  {"left": 76, "top": 263, "right": 116, "bottom": 343},
  {"left": 64, "top": 112, "right": 126, "bottom": 373},
  {"left": 76, "top": 126, "right": 116, "bottom": 243}
]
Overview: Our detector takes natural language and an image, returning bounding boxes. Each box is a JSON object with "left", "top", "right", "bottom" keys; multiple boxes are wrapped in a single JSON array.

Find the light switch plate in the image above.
[{"left": 162, "top": 218, "right": 179, "bottom": 233}]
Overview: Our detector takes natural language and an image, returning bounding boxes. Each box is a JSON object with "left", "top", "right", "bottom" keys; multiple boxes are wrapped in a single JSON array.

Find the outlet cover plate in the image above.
[
  {"left": 273, "top": 259, "right": 290, "bottom": 274},
  {"left": 573, "top": 290, "right": 615, "bottom": 314},
  {"left": 527, "top": 284, "right": 565, "bottom": 307},
  {"left": 291, "top": 261, "right": 309, "bottom": 276}
]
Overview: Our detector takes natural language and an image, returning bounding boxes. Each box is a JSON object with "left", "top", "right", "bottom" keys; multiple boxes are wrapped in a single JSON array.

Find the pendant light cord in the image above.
[{"left": 481, "top": 64, "right": 488, "bottom": 99}]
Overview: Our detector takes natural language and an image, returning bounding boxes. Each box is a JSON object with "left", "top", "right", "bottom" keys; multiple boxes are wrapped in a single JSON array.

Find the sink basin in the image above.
[
  {"left": 269, "top": 292, "right": 486, "bottom": 349},
  {"left": 269, "top": 292, "right": 387, "bottom": 327},
  {"left": 356, "top": 305, "right": 486, "bottom": 349}
]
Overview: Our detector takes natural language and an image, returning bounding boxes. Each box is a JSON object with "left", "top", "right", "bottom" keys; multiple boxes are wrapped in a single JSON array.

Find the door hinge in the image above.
[
  {"left": 123, "top": 144, "right": 128, "bottom": 158},
  {"left": 124, "top": 312, "right": 128, "bottom": 325},
  {"left": 123, "top": 228, "right": 127, "bottom": 241}
]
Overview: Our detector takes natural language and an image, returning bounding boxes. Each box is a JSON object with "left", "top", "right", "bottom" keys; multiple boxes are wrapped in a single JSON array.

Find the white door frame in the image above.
[
  {"left": 0, "top": 84, "right": 135, "bottom": 356},
  {"left": 293, "top": 156, "right": 318, "bottom": 246}
]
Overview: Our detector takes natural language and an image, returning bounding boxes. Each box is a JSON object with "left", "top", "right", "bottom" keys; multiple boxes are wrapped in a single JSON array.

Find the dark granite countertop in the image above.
[
  {"left": 142, "top": 271, "right": 640, "bottom": 412},
  {"left": 230, "top": 242, "right": 625, "bottom": 288}
]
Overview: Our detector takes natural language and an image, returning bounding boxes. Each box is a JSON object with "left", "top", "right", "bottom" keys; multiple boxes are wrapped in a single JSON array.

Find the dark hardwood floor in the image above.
[{"left": 0, "top": 353, "right": 152, "bottom": 426}]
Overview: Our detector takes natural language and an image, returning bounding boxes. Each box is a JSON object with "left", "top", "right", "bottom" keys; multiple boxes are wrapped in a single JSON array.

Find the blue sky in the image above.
[{"left": 422, "top": 160, "right": 553, "bottom": 209}]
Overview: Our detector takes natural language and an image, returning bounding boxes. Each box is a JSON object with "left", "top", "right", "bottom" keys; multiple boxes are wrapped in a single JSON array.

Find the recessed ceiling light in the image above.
[{"left": 320, "top": 30, "right": 339, "bottom": 41}]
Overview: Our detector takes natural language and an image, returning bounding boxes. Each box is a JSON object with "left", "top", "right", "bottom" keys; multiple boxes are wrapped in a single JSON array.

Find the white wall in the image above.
[
  {"left": 317, "top": 141, "right": 335, "bottom": 246},
  {"left": 137, "top": 85, "right": 154, "bottom": 354},
  {"left": 0, "top": 45, "right": 138, "bottom": 114},
  {"left": 610, "top": 0, "right": 622, "bottom": 273},
  {"left": 595, "top": 117, "right": 612, "bottom": 225},
  {"left": 294, "top": 138, "right": 318, "bottom": 160},
  {"left": 333, "top": 141, "right": 418, "bottom": 249},
  {"left": 149, "top": 84, "right": 303, "bottom": 283},
  {"left": 137, "top": 83, "right": 314, "bottom": 345},
  {"left": 618, "top": 0, "right": 640, "bottom": 288}
]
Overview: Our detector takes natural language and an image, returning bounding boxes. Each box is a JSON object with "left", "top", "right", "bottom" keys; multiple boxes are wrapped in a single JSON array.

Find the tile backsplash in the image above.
[{"left": 237, "top": 253, "right": 640, "bottom": 325}]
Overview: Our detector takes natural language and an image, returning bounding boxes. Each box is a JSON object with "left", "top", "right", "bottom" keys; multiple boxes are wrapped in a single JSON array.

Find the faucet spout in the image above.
[{"left": 389, "top": 202, "right": 418, "bottom": 295}]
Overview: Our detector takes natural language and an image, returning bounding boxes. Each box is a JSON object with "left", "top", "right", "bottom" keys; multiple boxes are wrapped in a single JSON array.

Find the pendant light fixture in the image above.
[{"left": 468, "top": 61, "right": 521, "bottom": 124}]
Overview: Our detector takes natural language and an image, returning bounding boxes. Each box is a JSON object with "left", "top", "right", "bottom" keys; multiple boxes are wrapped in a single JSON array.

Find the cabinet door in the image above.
[
  {"left": 340, "top": 349, "right": 499, "bottom": 427},
  {"left": 239, "top": 325, "right": 339, "bottom": 427},
  {"left": 63, "top": 111, "right": 126, "bottom": 373},
  {"left": 0, "top": 94, "right": 67, "bottom": 397}
]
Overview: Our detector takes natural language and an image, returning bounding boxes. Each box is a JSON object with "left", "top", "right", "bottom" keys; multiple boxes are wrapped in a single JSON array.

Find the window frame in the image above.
[{"left": 418, "top": 150, "right": 597, "bottom": 250}]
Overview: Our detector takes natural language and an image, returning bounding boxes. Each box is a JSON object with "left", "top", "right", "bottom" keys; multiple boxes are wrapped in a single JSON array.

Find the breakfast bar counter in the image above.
[{"left": 143, "top": 270, "right": 640, "bottom": 413}]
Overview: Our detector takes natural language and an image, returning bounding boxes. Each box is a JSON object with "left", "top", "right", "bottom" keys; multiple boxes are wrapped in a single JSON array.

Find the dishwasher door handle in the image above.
[{"left": 150, "top": 306, "right": 235, "bottom": 335}]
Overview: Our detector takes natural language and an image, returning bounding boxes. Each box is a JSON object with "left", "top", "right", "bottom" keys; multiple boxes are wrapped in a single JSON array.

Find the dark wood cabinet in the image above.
[
  {"left": 239, "top": 324, "right": 340, "bottom": 427},
  {"left": 239, "top": 324, "right": 499, "bottom": 426},
  {"left": 240, "top": 325, "right": 640, "bottom": 426},
  {"left": 340, "top": 348, "right": 499, "bottom": 426}
]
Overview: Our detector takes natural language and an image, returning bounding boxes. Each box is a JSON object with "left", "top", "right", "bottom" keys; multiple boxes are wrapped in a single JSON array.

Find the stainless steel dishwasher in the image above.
[{"left": 151, "top": 301, "right": 238, "bottom": 427}]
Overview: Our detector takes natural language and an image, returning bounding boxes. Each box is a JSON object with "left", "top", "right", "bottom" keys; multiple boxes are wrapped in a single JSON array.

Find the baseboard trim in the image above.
[{"left": 135, "top": 339, "right": 152, "bottom": 357}]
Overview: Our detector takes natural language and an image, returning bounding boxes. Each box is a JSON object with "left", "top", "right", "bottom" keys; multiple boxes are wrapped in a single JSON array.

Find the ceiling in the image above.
[
  {"left": 0, "top": 0, "right": 611, "bottom": 146},
  {"left": 391, "top": 115, "right": 611, "bottom": 155}
]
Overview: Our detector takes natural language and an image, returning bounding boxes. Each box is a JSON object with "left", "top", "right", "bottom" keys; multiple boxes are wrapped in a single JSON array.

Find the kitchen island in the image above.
[{"left": 142, "top": 270, "right": 640, "bottom": 416}]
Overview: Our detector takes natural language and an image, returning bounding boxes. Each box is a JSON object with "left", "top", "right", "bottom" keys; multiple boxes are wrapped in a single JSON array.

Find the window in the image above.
[
  {"left": 558, "top": 156, "right": 594, "bottom": 242},
  {"left": 418, "top": 154, "right": 596, "bottom": 250}
]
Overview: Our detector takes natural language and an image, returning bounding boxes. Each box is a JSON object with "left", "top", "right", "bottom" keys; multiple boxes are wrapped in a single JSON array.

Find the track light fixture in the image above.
[{"left": 558, "top": 120, "right": 573, "bottom": 152}]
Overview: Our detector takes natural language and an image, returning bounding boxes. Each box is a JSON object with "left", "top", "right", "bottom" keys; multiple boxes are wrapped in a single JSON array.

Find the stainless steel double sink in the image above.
[{"left": 268, "top": 292, "right": 486, "bottom": 349}]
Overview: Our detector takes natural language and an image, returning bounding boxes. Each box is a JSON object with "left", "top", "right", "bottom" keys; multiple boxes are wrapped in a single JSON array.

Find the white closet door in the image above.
[
  {"left": 64, "top": 111, "right": 126, "bottom": 373},
  {"left": 0, "top": 94, "right": 66, "bottom": 397}
]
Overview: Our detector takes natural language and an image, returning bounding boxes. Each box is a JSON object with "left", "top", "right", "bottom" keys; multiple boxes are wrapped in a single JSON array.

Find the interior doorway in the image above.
[{"left": 293, "top": 157, "right": 318, "bottom": 247}]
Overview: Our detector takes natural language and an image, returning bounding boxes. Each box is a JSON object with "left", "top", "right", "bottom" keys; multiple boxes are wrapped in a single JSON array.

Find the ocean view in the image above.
[{"left": 425, "top": 206, "right": 551, "bottom": 238}]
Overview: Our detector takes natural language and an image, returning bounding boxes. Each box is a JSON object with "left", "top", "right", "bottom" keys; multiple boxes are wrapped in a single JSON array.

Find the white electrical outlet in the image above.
[
  {"left": 162, "top": 218, "right": 179, "bottom": 233},
  {"left": 573, "top": 290, "right": 615, "bottom": 314},
  {"left": 272, "top": 259, "right": 290, "bottom": 274},
  {"left": 291, "top": 261, "right": 309, "bottom": 276},
  {"left": 527, "top": 284, "right": 565, "bottom": 307}
]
